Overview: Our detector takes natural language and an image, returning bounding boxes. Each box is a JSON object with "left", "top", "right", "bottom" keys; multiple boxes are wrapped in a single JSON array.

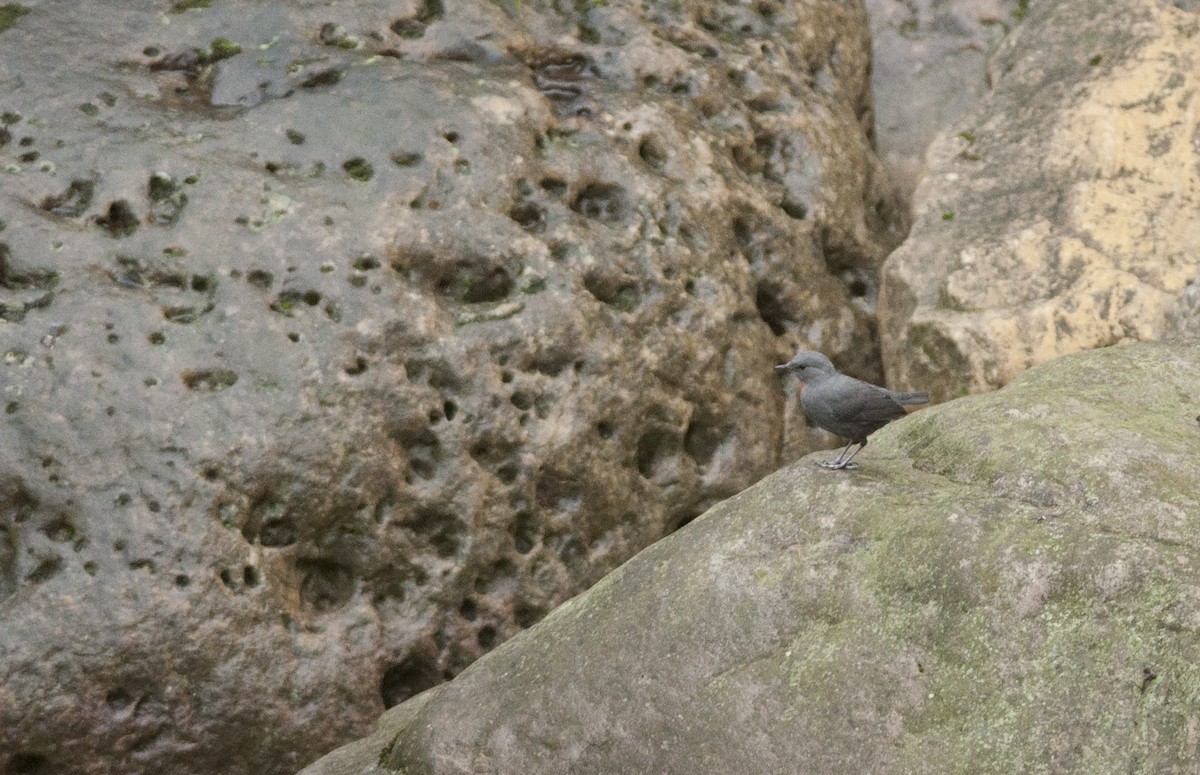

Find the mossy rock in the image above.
[{"left": 302, "top": 341, "right": 1200, "bottom": 775}]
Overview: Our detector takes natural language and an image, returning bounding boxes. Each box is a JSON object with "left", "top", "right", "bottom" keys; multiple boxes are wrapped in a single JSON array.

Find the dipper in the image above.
[{"left": 776, "top": 351, "right": 928, "bottom": 470}]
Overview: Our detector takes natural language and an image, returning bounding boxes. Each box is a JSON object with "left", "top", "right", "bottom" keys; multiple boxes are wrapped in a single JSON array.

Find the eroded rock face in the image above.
[
  {"left": 0, "top": 1, "right": 899, "bottom": 773},
  {"left": 300, "top": 341, "right": 1200, "bottom": 775},
  {"left": 879, "top": 0, "right": 1200, "bottom": 402}
]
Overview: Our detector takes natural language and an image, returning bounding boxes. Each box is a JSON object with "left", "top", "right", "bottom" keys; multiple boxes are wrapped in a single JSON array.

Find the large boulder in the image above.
[
  {"left": 300, "top": 340, "right": 1200, "bottom": 775},
  {"left": 0, "top": 1, "right": 899, "bottom": 773},
  {"left": 879, "top": 0, "right": 1200, "bottom": 402}
]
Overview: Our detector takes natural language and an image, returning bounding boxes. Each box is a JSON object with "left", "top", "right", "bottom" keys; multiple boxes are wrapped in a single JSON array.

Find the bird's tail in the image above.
[{"left": 891, "top": 391, "right": 929, "bottom": 405}]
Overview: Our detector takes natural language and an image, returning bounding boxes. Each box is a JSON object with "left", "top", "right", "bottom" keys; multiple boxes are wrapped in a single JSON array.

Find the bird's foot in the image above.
[{"left": 818, "top": 460, "right": 859, "bottom": 471}]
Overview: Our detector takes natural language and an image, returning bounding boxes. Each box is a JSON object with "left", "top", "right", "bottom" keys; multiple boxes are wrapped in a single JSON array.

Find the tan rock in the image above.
[{"left": 879, "top": 0, "right": 1200, "bottom": 401}]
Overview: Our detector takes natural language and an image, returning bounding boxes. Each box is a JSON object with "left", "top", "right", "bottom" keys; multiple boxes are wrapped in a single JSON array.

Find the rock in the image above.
[
  {"left": 0, "top": 1, "right": 900, "bottom": 773},
  {"left": 866, "top": 0, "right": 1024, "bottom": 205},
  {"left": 299, "top": 340, "right": 1200, "bottom": 775},
  {"left": 879, "top": 0, "right": 1200, "bottom": 402}
]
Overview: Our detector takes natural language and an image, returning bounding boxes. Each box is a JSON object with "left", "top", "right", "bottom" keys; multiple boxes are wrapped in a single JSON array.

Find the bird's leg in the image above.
[
  {"left": 818, "top": 440, "right": 859, "bottom": 470},
  {"left": 838, "top": 442, "right": 865, "bottom": 470}
]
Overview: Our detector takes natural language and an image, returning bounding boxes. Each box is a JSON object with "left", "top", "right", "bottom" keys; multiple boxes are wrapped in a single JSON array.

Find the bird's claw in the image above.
[{"left": 817, "top": 460, "right": 859, "bottom": 471}]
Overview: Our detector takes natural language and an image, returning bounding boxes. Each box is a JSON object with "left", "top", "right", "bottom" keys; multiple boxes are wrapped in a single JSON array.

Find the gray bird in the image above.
[{"left": 776, "top": 351, "right": 928, "bottom": 470}]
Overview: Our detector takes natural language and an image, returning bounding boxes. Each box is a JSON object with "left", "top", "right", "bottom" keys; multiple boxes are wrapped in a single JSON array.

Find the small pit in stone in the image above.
[
  {"left": 41, "top": 518, "right": 75, "bottom": 543},
  {"left": 509, "top": 202, "right": 546, "bottom": 232},
  {"left": 299, "top": 67, "right": 345, "bottom": 89},
  {"left": 105, "top": 687, "right": 133, "bottom": 711},
  {"left": 515, "top": 601, "right": 546, "bottom": 628},
  {"left": 583, "top": 271, "right": 640, "bottom": 312},
  {"left": 246, "top": 269, "right": 274, "bottom": 288},
  {"left": 638, "top": 134, "right": 668, "bottom": 168},
  {"left": 95, "top": 200, "right": 138, "bottom": 238},
  {"left": 342, "top": 157, "right": 374, "bottom": 181},
  {"left": 684, "top": 414, "right": 725, "bottom": 466},
  {"left": 512, "top": 510, "right": 536, "bottom": 553},
  {"left": 163, "top": 305, "right": 212, "bottom": 324},
  {"left": 181, "top": 369, "right": 239, "bottom": 392},
  {"left": 571, "top": 182, "right": 628, "bottom": 222},
  {"left": 297, "top": 558, "right": 355, "bottom": 611},
  {"left": 459, "top": 598, "right": 478, "bottom": 621},
  {"left": 380, "top": 651, "right": 442, "bottom": 708},
  {"left": 754, "top": 281, "right": 789, "bottom": 336},
  {"left": 411, "top": 506, "right": 464, "bottom": 558},
  {"left": 26, "top": 556, "right": 62, "bottom": 584},
  {"left": 8, "top": 752, "right": 50, "bottom": 775},
  {"left": 391, "top": 151, "right": 422, "bottom": 166},
  {"left": 670, "top": 506, "right": 705, "bottom": 533},
  {"left": 40, "top": 179, "right": 95, "bottom": 217},
  {"left": 540, "top": 177, "right": 568, "bottom": 196},
  {"left": 636, "top": 427, "right": 676, "bottom": 479},
  {"left": 259, "top": 516, "right": 297, "bottom": 547},
  {"left": 395, "top": 246, "right": 516, "bottom": 304}
]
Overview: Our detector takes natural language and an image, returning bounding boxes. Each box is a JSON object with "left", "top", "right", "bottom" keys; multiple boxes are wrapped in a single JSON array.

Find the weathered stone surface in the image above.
[
  {"left": 0, "top": 1, "right": 899, "bottom": 773},
  {"left": 866, "top": 0, "right": 1022, "bottom": 204},
  {"left": 879, "top": 0, "right": 1200, "bottom": 402},
  {"left": 300, "top": 341, "right": 1200, "bottom": 775}
]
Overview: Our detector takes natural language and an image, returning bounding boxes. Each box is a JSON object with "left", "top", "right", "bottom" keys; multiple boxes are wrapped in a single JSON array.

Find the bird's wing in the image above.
[{"left": 818, "top": 377, "right": 907, "bottom": 424}]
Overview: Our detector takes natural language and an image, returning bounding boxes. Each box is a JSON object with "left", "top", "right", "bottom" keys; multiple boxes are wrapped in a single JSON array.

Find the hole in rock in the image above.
[
  {"left": 298, "top": 559, "right": 355, "bottom": 611},
  {"left": 571, "top": 182, "right": 628, "bottom": 222},
  {"left": 638, "top": 134, "right": 668, "bottom": 168},
  {"left": 95, "top": 200, "right": 138, "bottom": 238},
  {"left": 684, "top": 416, "right": 725, "bottom": 466},
  {"left": 636, "top": 427, "right": 675, "bottom": 479},
  {"left": 513, "top": 510, "right": 536, "bottom": 554},
  {"left": 754, "top": 282, "right": 789, "bottom": 336},
  {"left": 181, "top": 369, "right": 239, "bottom": 392},
  {"left": 9, "top": 752, "right": 50, "bottom": 775},
  {"left": 105, "top": 687, "right": 133, "bottom": 710},
  {"left": 459, "top": 598, "right": 478, "bottom": 621},
  {"left": 380, "top": 653, "right": 442, "bottom": 708}
]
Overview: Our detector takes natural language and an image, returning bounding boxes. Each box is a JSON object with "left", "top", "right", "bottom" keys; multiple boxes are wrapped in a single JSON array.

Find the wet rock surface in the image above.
[
  {"left": 300, "top": 341, "right": 1200, "bottom": 775},
  {"left": 879, "top": 0, "right": 1200, "bottom": 401},
  {"left": 0, "top": 1, "right": 900, "bottom": 773}
]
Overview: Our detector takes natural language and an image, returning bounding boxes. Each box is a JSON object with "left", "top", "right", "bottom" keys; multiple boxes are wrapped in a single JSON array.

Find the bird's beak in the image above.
[{"left": 774, "top": 364, "right": 789, "bottom": 372}]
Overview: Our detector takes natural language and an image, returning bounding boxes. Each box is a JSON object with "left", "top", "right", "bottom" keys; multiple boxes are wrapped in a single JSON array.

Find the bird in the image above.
[{"left": 776, "top": 351, "right": 928, "bottom": 470}]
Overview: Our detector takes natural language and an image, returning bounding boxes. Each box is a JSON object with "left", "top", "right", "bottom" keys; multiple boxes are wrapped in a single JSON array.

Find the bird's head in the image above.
[{"left": 775, "top": 350, "right": 837, "bottom": 381}]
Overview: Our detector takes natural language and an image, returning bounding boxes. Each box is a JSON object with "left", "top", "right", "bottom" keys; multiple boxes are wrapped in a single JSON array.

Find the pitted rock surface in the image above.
[
  {"left": 0, "top": 1, "right": 900, "bottom": 773},
  {"left": 300, "top": 341, "right": 1200, "bottom": 775},
  {"left": 879, "top": 0, "right": 1200, "bottom": 401}
]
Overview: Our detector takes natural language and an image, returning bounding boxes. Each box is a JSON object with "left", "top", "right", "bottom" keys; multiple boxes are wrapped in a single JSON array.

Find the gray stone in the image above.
[
  {"left": 300, "top": 341, "right": 1200, "bottom": 775},
  {"left": 0, "top": 1, "right": 900, "bottom": 773},
  {"left": 866, "top": 0, "right": 1024, "bottom": 205}
]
